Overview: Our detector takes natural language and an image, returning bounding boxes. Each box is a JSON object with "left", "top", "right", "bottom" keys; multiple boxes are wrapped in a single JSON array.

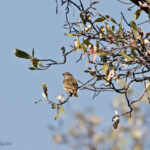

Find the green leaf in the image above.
[
  {"left": 29, "top": 67, "right": 37, "bottom": 70},
  {"left": 95, "top": 52, "right": 107, "bottom": 56},
  {"left": 103, "top": 64, "right": 108, "bottom": 75},
  {"left": 84, "top": 70, "right": 90, "bottom": 73},
  {"left": 83, "top": 39, "right": 90, "bottom": 46},
  {"left": 119, "top": 22, "right": 122, "bottom": 31},
  {"left": 51, "top": 104, "right": 56, "bottom": 109},
  {"left": 105, "top": 15, "right": 109, "bottom": 19},
  {"left": 109, "top": 63, "right": 115, "bottom": 68},
  {"left": 14, "top": 49, "right": 32, "bottom": 59},
  {"left": 96, "top": 40, "right": 99, "bottom": 48},
  {"left": 110, "top": 17, "right": 117, "bottom": 24},
  {"left": 61, "top": 46, "right": 66, "bottom": 55},
  {"left": 32, "top": 48, "right": 35, "bottom": 58},
  {"left": 94, "top": 16, "right": 106, "bottom": 22},
  {"left": 130, "top": 21, "right": 137, "bottom": 33},
  {"left": 134, "top": 9, "right": 142, "bottom": 20},
  {"left": 120, "top": 52, "right": 132, "bottom": 61},
  {"left": 131, "top": 48, "right": 137, "bottom": 57},
  {"left": 112, "top": 25, "right": 115, "bottom": 31},
  {"left": 80, "top": 44, "right": 87, "bottom": 51}
]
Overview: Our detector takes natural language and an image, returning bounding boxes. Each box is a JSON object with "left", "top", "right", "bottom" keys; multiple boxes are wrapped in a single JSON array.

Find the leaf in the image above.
[
  {"left": 146, "top": 82, "right": 150, "bottom": 88},
  {"left": 42, "top": 82, "right": 48, "bottom": 98},
  {"left": 84, "top": 70, "right": 90, "bottom": 73},
  {"left": 96, "top": 40, "right": 99, "bottom": 49},
  {"left": 100, "top": 26, "right": 105, "bottom": 33},
  {"left": 60, "top": 106, "right": 65, "bottom": 113},
  {"left": 112, "top": 115, "right": 120, "bottom": 129},
  {"left": 64, "top": 33, "right": 76, "bottom": 37},
  {"left": 110, "top": 17, "right": 117, "bottom": 24},
  {"left": 29, "top": 67, "right": 37, "bottom": 70},
  {"left": 42, "top": 92, "right": 47, "bottom": 99},
  {"left": 131, "top": 48, "right": 137, "bottom": 57},
  {"left": 80, "top": 13, "right": 84, "bottom": 23},
  {"left": 134, "top": 9, "right": 142, "bottom": 20},
  {"left": 80, "top": 44, "right": 87, "bottom": 51},
  {"left": 32, "top": 48, "right": 35, "bottom": 58},
  {"left": 95, "top": 52, "right": 107, "bottom": 56},
  {"left": 105, "top": 22, "right": 112, "bottom": 33},
  {"left": 38, "top": 61, "right": 44, "bottom": 67},
  {"left": 14, "top": 49, "right": 32, "bottom": 59},
  {"left": 146, "top": 32, "right": 150, "bottom": 37},
  {"left": 54, "top": 112, "right": 58, "bottom": 120},
  {"left": 130, "top": 21, "right": 137, "bottom": 33},
  {"left": 105, "top": 15, "right": 109, "bottom": 18},
  {"left": 83, "top": 39, "right": 90, "bottom": 46},
  {"left": 120, "top": 52, "right": 132, "bottom": 61},
  {"left": 61, "top": 46, "right": 66, "bottom": 55},
  {"left": 94, "top": 16, "right": 106, "bottom": 22},
  {"left": 112, "top": 110, "right": 120, "bottom": 129},
  {"left": 112, "top": 25, "right": 115, "bottom": 31},
  {"left": 103, "top": 64, "right": 108, "bottom": 75},
  {"left": 74, "top": 37, "right": 80, "bottom": 50},
  {"left": 51, "top": 104, "right": 56, "bottom": 109},
  {"left": 32, "top": 58, "right": 38, "bottom": 68}
]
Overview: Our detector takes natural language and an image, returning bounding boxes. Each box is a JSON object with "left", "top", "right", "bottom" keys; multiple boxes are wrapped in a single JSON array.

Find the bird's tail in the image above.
[{"left": 73, "top": 92, "right": 78, "bottom": 97}]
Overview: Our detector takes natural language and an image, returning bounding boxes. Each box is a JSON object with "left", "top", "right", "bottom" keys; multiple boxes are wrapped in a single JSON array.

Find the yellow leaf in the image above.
[
  {"left": 60, "top": 106, "right": 65, "bottom": 113},
  {"left": 103, "top": 64, "right": 108, "bottom": 75},
  {"left": 100, "top": 26, "right": 105, "bottom": 33},
  {"left": 54, "top": 113, "right": 58, "bottom": 120},
  {"left": 65, "top": 33, "right": 76, "bottom": 37}
]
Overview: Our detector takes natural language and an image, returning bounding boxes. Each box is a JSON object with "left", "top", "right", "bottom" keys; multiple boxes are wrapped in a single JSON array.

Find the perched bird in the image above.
[{"left": 62, "top": 72, "right": 78, "bottom": 97}]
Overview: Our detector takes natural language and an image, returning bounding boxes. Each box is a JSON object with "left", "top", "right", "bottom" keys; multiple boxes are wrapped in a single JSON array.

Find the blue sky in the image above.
[{"left": 0, "top": 0, "right": 149, "bottom": 150}]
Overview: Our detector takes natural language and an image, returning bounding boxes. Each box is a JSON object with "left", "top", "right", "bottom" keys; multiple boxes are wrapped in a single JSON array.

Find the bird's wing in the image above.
[{"left": 64, "top": 78, "right": 78, "bottom": 89}]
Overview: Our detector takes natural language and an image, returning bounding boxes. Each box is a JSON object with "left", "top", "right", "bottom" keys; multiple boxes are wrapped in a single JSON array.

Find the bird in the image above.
[{"left": 62, "top": 72, "right": 78, "bottom": 97}]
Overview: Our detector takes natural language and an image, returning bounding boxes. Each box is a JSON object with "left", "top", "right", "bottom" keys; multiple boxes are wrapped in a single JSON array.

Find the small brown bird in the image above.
[{"left": 62, "top": 72, "right": 78, "bottom": 97}]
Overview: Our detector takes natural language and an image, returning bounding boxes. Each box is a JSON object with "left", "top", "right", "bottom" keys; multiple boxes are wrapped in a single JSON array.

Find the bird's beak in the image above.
[{"left": 62, "top": 73, "right": 64, "bottom": 76}]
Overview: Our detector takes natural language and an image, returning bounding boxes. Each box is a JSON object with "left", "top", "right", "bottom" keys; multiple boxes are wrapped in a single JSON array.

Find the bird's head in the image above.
[{"left": 62, "top": 72, "right": 73, "bottom": 79}]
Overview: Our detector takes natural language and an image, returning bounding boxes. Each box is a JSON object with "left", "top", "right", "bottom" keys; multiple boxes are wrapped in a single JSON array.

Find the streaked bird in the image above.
[{"left": 62, "top": 72, "right": 78, "bottom": 97}]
